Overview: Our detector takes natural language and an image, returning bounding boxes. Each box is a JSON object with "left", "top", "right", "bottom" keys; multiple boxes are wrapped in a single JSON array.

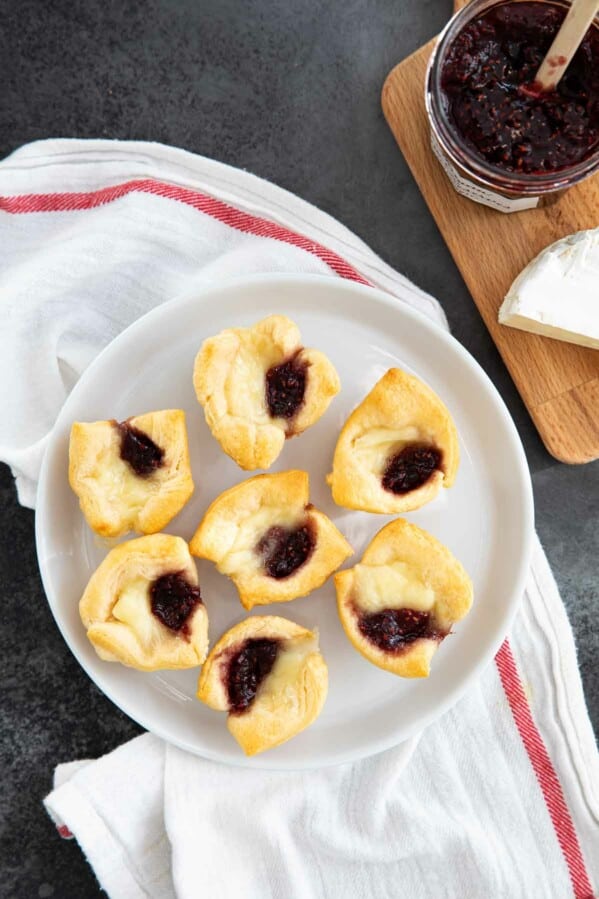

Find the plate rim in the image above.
[{"left": 35, "top": 272, "right": 534, "bottom": 770}]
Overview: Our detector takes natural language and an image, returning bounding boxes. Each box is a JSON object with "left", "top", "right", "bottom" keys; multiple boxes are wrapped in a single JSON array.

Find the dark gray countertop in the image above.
[{"left": 1, "top": 1, "right": 597, "bottom": 896}]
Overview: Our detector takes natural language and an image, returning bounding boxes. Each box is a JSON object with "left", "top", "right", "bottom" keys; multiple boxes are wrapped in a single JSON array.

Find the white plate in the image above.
[{"left": 36, "top": 274, "right": 533, "bottom": 770}]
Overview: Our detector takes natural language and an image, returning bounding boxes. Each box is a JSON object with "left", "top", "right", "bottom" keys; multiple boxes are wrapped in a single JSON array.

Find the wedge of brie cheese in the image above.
[{"left": 498, "top": 229, "right": 599, "bottom": 350}]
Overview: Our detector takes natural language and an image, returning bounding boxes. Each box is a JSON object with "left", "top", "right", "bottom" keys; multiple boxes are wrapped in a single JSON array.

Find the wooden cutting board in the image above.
[{"left": 381, "top": 7, "right": 599, "bottom": 464}]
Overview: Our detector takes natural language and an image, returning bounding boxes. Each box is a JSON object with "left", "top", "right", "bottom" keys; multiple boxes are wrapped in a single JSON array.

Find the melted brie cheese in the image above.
[
  {"left": 351, "top": 426, "right": 424, "bottom": 476},
  {"left": 111, "top": 573, "right": 196, "bottom": 653},
  {"left": 218, "top": 505, "right": 304, "bottom": 576},
  {"left": 95, "top": 448, "right": 162, "bottom": 508},
  {"left": 353, "top": 561, "right": 435, "bottom": 614},
  {"left": 111, "top": 577, "right": 158, "bottom": 646},
  {"left": 224, "top": 328, "right": 293, "bottom": 426},
  {"left": 257, "top": 634, "right": 319, "bottom": 712},
  {"left": 499, "top": 229, "right": 599, "bottom": 349},
  {"left": 84, "top": 424, "right": 167, "bottom": 530}
]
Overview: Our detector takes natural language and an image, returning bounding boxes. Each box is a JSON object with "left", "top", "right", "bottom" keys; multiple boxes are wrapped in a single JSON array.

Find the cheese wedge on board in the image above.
[{"left": 499, "top": 229, "right": 599, "bottom": 350}]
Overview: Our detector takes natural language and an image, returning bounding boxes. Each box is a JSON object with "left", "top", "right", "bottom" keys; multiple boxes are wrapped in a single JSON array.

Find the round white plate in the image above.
[{"left": 36, "top": 274, "right": 533, "bottom": 769}]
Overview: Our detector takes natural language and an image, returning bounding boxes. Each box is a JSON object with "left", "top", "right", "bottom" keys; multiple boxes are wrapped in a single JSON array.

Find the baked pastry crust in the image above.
[
  {"left": 80, "top": 533, "right": 209, "bottom": 671},
  {"left": 327, "top": 368, "right": 459, "bottom": 514},
  {"left": 69, "top": 409, "right": 194, "bottom": 537},
  {"left": 335, "top": 518, "right": 472, "bottom": 678},
  {"left": 197, "top": 615, "right": 328, "bottom": 756},
  {"left": 189, "top": 470, "right": 352, "bottom": 610},
  {"left": 193, "top": 315, "right": 340, "bottom": 470}
]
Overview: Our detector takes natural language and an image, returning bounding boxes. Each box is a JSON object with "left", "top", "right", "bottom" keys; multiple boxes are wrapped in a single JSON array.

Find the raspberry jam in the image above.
[
  {"left": 118, "top": 421, "right": 164, "bottom": 477},
  {"left": 382, "top": 444, "right": 441, "bottom": 495},
  {"left": 150, "top": 572, "right": 202, "bottom": 634},
  {"left": 358, "top": 608, "right": 444, "bottom": 653},
  {"left": 265, "top": 353, "right": 307, "bottom": 421},
  {"left": 226, "top": 638, "right": 280, "bottom": 714},
  {"left": 256, "top": 522, "right": 315, "bottom": 579},
  {"left": 440, "top": 2, "right": 599, "bottom": 174}
]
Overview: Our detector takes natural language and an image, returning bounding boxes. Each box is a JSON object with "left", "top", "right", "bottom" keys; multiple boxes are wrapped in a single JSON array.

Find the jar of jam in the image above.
[{"left": 425, "top": 0, "right": 599, "bottom": 212}]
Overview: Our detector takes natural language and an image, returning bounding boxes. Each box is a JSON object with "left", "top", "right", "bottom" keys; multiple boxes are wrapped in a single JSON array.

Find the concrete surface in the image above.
[{"left": 1, "top": 1, "right": 597, "bottom": 896}]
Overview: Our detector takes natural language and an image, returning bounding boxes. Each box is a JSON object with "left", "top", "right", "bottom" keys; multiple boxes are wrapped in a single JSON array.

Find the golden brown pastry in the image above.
[
  {"left": 335, "top": 518, "right": 472, "bottom": 678},
  {"left": 69, "top": 409, "right": 194, "bottom": 537},
  {"left": 193, "top": 315, "right": 340, "bottom": 470},
  {"left": 80, "top": 533, "right": 208, "bottom": 671},
  {"left": 190, "top": 470, "right": 352, "bottom": 610},
  {"left": 327, "top": 368, "right": 459, "bottom": 514},
  {"left": 197, "top": 615, "right": 327, "bottom": 755}
]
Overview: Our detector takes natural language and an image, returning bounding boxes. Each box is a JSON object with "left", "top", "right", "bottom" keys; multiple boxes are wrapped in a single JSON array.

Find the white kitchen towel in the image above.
[{"left": 0, "top": 140, "right": 597, "bottom": 899}]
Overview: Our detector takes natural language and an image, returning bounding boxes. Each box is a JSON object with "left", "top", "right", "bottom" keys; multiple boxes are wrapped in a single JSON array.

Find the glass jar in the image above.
[{"left": 425, "top": 0, "right": 599, "bottom": 213}]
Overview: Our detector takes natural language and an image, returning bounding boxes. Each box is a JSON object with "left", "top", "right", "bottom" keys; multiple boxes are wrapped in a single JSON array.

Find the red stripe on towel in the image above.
[
  {"left": 496, "top": 640, "right": 594, "bottom": 899},
  {"left": 0, "top": 178, "right": 369, "bottom": 285}
]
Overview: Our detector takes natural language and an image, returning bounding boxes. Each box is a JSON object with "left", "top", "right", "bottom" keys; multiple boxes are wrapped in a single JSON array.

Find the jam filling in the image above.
[
  {"left": 150, "top": 572, "right": 202, "bottom": 634},
  {"left": 118, "top": 421, "right": 164, "bottom": 477},
  {"left": 382, "top": 444, "right": 441, "bottom": 495},
  {"left": 226, "top": 637, "right": 280, "bottom": 714},
  {"left": 265, "top": 352, "right": 308, "bottom": 421},
  {"left": 256, "top": 521, "right": 315, "bottom": 579},
  {"left": 440, "top": 2, "right": 599, "bottom": 174},
  {"left": 358, "top": 608, "right": 444, "bottom": 653}
]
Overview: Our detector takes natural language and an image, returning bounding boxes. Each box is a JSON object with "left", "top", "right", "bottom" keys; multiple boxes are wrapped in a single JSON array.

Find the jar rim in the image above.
[{"left": 425, "top": 0, "right": 599, "bottom": 196}]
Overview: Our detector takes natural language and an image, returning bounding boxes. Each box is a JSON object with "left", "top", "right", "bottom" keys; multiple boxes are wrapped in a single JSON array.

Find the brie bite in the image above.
[{"left": 499, "top": 229, "right": 599, "bottom": 350}]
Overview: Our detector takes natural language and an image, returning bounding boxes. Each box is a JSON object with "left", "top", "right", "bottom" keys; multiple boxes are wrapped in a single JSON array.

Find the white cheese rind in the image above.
[{"left": 498, "top": 229, "right": 599, "bottom": 350}]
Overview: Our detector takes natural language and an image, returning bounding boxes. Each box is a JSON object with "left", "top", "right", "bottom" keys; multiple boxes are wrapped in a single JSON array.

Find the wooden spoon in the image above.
[{"left": 529, "top": 0, "right": 599, "bottom": 91}]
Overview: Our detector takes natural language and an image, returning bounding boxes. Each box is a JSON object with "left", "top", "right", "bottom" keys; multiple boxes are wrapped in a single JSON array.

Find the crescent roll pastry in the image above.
[
  {"left": 336, "top": 518, "right": 473, "bottom": 678},
  {"left": 69, "top": 409, "right": 194, "bottom": 537},
  {"left": 193, "top": 315, "right": 340, "bottom": 470},
  {"left": 189, "top": 470, "right": 352, "bottom": 610},
  {"left": 80, "top": 534, "right": 209, "bottom": 671},
  {"left": 327, "top": 368, "right": 459, "bottom": 514},
  {"left": 197, "top": 616, "right": 328, "bottom": 755}
]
